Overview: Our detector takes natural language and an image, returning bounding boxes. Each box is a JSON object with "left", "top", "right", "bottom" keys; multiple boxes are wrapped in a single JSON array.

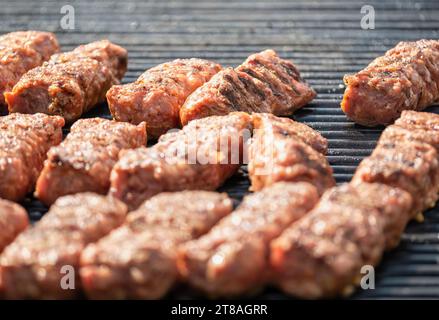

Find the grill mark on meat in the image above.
[
  {"left": 248, "top": 113, "right": 334, "bottom": 194},
  {"left": 236, "top": 71, "right": 266, "bottom": 100},
  {"left": 180, "top": 49, "right": 315, "bottom": 124},
  {"left": 0, "top": 113, "right": 64, "bottom": 201},
  {"left": 0, "top": 193, "right": 127, "bottom": 299},
  {"left": 341, "top": 39, "right": 439, "bottom": 126},
  {"left": 109, "top": 112, "right": 252, "bottom": 210},
  {"left": 5, "top": 40, "right": 127, "bottom": 122},
  {"left": 177, "top": 182, "right": 319, "bottom": 297},
  {"left": 79, "top": 191, "right": 233, "bottom": 299},
  {"left": 220, "top": 73, "right": 244, "bottom": 111},
  {"left": 239, "top": 66, "right": 281, "bottom": 97},
  {"left": 0, "top": 31, "right": 59, "bottom": 109},
  {"left": 35, "top": 118, "right": 147, "bottom": 206}
]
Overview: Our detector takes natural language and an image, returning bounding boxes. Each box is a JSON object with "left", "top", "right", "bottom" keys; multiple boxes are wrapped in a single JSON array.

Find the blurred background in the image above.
[{"left": 2, "top": 0, "right": 439, "bottom": 299}]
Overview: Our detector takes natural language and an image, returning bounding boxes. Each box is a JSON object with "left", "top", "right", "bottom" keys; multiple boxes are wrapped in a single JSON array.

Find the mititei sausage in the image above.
[
  {"left": 180, "top": 50, "right": 316, "bottom": 125},
  {"left": 35, "top": 118, "right": 147, "bottom": 206},
  {"left": 107, "top": 58, "right": 221, "bottom": 138},
  {"left": 0, "top": 31, "right": 59, "bottom": 110},
  {"left": 0, "top": 113, "right": 64, "bottom": 201},
  {"left": 341, "top": 40, "right": 439, "bottom": 126},
  {"left": 0, "top": 193, "right": 127, "bottom": 299},
  {"left": 5, "top": 40, "right": 127, "bottom": 122},
  {"left": 80, "top": 191, "right": 233, "bottom": 299}
]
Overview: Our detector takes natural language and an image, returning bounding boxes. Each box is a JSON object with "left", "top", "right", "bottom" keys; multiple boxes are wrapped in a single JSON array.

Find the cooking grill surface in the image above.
[{"left": 2, "top": 0, "right": 439, "bottom": 299}]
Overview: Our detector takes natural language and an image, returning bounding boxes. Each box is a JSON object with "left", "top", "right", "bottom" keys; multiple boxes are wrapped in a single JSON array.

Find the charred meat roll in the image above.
[
  {"left": 0, "top": 113, "right": 64, "bottom": 201},
  {"left": 352, "top": 139, "right": 439, "bottom": 215},
  {"left": 248, "top": 113, "right": 334, "bottom": 194},
  {"left": 5, "top": 40, "right": 127, "bottom": 122},
  {"left": 341, "top": 40, "right": 439, "bottom": 126},
  {"left": 0, "top": 193, "right": 127, "bottom": 299},
  {"left": 110, "top": 112, "right": 252, "bottom": 210},
  {"left": 270, "top": 182, "right": 412, "bottom": 299},
  {"left": 178, "top": 182, "right": 319, "bottom": 297},
  {"left": 0, "top": 200, "right": 29, "bottom": 254},
  {"left": 0, "top": 31, "right": 59, "bottom": 109},
  {"left": 35, "top": 118, "right": 147, "bottom": 206},
  {"left": 180, "top": 49, "right": 316, "bottom": 125},
  {"left": 107, "top": 58, "right": 221, "bottom": 138},
  {"left": 80, "top": 191, "right": 233, "bottom": 299}
]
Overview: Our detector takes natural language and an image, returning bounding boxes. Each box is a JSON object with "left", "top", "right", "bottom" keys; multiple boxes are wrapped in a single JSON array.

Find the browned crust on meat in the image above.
[
  {"left": 35, "top": 118, "right": 147, "bottom": 206},
  {"left": 248, "top": 113, "right": 334, "bottom": 194},
  {"left": 109, "top": 112, "right": 252, "bottom": 210},
  {"left": 178, "top": 182, "right": 319, "bottom": 297},
  {"left": 352, "top": 139, "right": 439, "bottom": 215},
  {"left": 0, "top": 31, "right": 59, "bottom": 109},
  {"left": 0, "top": 193, "right": 127, "bottom": 299},
  {"left": 180, "top": 49, "right": 316, "bottom": 125},
  {"left": 0, "top": 113, "right": 65, "bottom": 201},
  {"left": 107, "top": 58, "right": 221, "bottom": 138},
  {"left": 5, "top": 40, "right": 127, "bottom": 122},
  {"left": 341, "top": 40, "right": 439, "bottom": 126},
  {"left": 270, "top": 183, "right": 410, "bottom": 298},
  {"left": 80, "top": 191, "right": 233, "bottom": 299}
]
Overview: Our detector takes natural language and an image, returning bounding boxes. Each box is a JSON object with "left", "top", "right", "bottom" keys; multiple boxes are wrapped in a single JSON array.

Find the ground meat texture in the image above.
[
  {"left": 107, "top": 58, "right": 221, "bottom": 139},
  {"left": 252, "top": 113, "right": 328, "bottom": 154},
  {"left": 110, "top": 112, "right": 252, "bottom": 210},
  {"left": 0, "top": 31, "right": 59, "bottom": 110},
  {"left": 0, "top": 193, "right": 127, "bottom": 299},
  {"left": 341, "top": 40, "right": 439, "bottom": 126},
  {"left": 35, "top": 118, "right": 147, "bottom": 206},
  {"left": 248, "top": 114, "right": 335, "bottom": 194},
  {"left": 80, "top": 191, "right": 233, "bottom": 299},
  {"left": 5, "top": 40, "right": 127, "bottom": 122},
  {"left": 270, "top": 184, "right": 388, "bottom": 299},
  {"left": 377, "top": 111, "right": 439, "bottom": 159},
  {"left": 316, "top": 183, "right": 413, "bottom": 250},
  {"left": 0, "top": 113, "right": 64, "bottom": 201},
  {"left": 178, "top": 182, "right": 319, "bottom": 297},
  {"left": 0, "top": 200, "right": 28, "bottom": 253},
  {"left": 180, "top": 50, "right": 316, "bottom": 125},
  {"left": 352, "top": 140, "right": 439, "bottom": 215}
]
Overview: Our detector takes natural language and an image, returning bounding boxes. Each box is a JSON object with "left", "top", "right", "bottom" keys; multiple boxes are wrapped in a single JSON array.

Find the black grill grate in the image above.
[{"left": 2, "top": 0, "right": 439, "bottom": 299}]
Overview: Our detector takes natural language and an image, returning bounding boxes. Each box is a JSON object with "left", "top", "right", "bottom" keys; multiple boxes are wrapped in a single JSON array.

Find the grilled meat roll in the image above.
[
  {"left": 35, "top": 118, "right": 147, "bottom": 206},
  {"left": 107, "top": 58, "right": 221, "bottom": 138},
  {"left": 80, "top": 191, "right": 233, "bottom": 299},
  {"left": 341, "top": 40, "right": 439, "bottom": 126},
  {"left": 248, "top": 113, "right": 334, "bottom": 194},
  {"left": 270, "top": 182, "right": 412, "bottom": 299},
  {"left": 0, "top": 113, "right": 64, "bottom": 201},
  {"left": 5, "top": 40, "right": 127, "bottom": 122},
  {"left": 352, "top": 139, "right": 439, "bottom": 215},
  {"left": 180, "top": 49, "right": 316, "bottom": 125},
  {"left": 0, "top": 193, "right": 127, "bottom": 299},
  {"left": 0, "top": 31, "right": 59, "bottom": 110},
  {"left": 384, "top": 110, "right": 439, "bottom": 153},
  {"left": 110, "top": 112, "right": 252, "bottom": 210},
  {"left": 178, "top": 182, "right": 319, "bottom": 297}
]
